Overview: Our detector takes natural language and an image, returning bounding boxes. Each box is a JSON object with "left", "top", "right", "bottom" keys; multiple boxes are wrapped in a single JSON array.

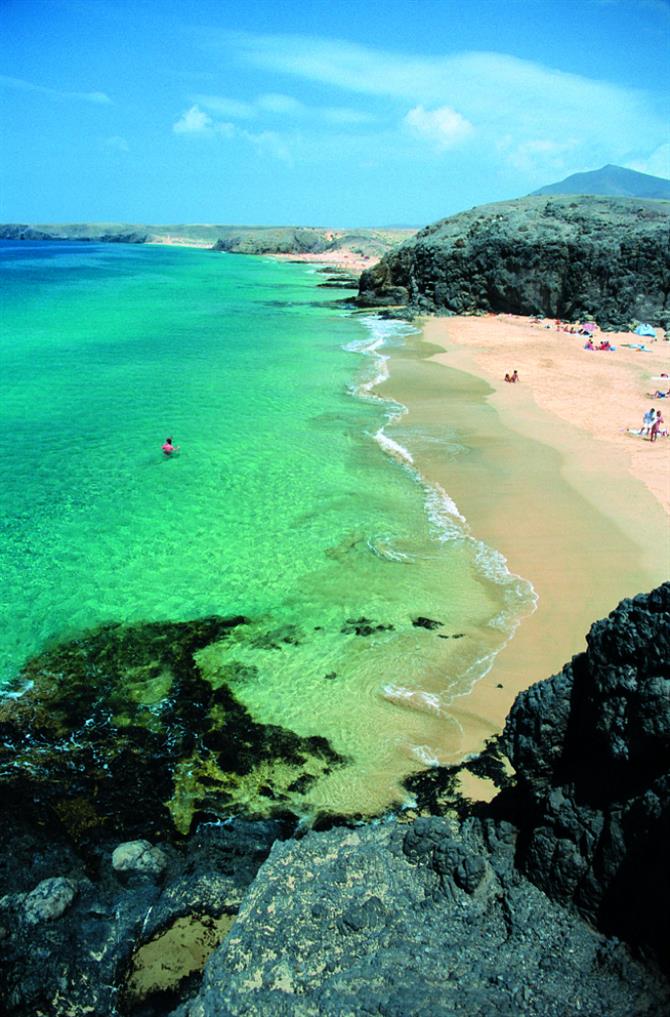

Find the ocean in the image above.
[{"left": 0, "top": 240, "right": 535, "bottom": 814}]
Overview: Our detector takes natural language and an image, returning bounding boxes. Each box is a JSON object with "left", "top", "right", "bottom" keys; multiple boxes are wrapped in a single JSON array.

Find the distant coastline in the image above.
[{"left": 0, "top": 222, "right": 416, "bottom": 270}]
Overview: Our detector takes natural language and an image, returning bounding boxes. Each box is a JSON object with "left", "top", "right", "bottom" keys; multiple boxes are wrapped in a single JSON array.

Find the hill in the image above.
[
  {"left": 0, "top": 222, "right": 414, "bottom": 261},
  {"left": 357, "top": 195, "right": 670, "bottom": 330},
  {"left": 531, "top": 164, "right": 670, "bottom": 200}
]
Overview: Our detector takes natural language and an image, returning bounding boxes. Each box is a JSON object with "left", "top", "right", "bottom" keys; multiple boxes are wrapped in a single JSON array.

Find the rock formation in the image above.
[
  {"left": 0, "top": 586, "right": 668, "bottom": 1015},
  {"left": 357, "top": 195, "right": 670, "bottom": 330},
  {"left": 504, "top": 582, "right": 670, "bottom": 960}
]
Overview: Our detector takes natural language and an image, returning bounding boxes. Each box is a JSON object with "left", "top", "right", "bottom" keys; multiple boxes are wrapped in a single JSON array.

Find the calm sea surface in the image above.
[{"left": 0, "top": 241, "right": 534, "bottom": 811}]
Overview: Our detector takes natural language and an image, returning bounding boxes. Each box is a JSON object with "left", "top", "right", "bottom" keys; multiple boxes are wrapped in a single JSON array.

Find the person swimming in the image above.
[{"left": 161, "top": 437, "right": 179, "bottom": 456}]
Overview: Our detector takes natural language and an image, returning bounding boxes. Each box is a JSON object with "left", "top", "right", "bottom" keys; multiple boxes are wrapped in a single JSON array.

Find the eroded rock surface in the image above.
[
  {"left": 505, "top": 582, "right": 670, "bottom": 962},
  {"left": 176, "top": 818, "right": 668, "bottom": 1017},
  {"left": 1, "top": 588, "right": 668, "bottom": 1015},
  {"left": 357, "top": 195, "right": 670, "bottom": 330}
]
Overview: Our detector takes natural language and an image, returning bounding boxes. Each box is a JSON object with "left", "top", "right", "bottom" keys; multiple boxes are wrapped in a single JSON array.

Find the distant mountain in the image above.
[{"left": 531, "top": 164, "right": 670, "bottom": 200}]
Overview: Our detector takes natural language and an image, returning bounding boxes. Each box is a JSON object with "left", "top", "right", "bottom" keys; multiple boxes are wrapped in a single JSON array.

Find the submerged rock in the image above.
[
  {"left": 1, "top": 587, "right": 669, "bottom": 1014},
  {"left": 0, "top": 615, "right": 346, "bottom": 844}
]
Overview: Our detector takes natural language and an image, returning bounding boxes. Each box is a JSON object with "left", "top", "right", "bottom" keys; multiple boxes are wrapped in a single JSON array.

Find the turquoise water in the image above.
[{"left": 0, "top": 241, "right": 533, "bottom": 812}]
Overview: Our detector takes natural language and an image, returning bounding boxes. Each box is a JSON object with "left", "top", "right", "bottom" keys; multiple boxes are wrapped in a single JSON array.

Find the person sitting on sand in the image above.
[
  {"left": 504, "top": 373, "right": 511, "bottom": 383},
  {"left": 598, "top": 340, "right": 612, "bottom": 351},
  {"left": 511, "top": 369, "right": 519, "bottom": 383},
  {"left": 650, "top": 411, "right": 666, "bottom": 442},
  {"left": 584, "top": 338, "right": 595, "bottom": 350},
  {"left": 162, "top": 437, "right": 179, "bottom": 456}
]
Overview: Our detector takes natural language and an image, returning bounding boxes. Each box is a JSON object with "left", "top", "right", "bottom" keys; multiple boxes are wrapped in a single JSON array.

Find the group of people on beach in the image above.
[
  {"left": 584, "top": 338, "right": 615, "bottom": 351},
  {"left": 640, "top": 409, "right": 666, "bottom": 442},
  {"left": 504, "top": 370, "right": 519, "bottom": 383}
]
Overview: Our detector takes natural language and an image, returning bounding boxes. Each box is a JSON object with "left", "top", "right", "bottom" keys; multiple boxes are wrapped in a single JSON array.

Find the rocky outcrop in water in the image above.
[
  {"left": 0, "top": 616, "right": 345, "bottom": 845},
  {"left": 357, "top": 196, "right": 670, "bottom": 330},
  {"left": 0, "top": 587, "right": 668, "bottom": 1015}
]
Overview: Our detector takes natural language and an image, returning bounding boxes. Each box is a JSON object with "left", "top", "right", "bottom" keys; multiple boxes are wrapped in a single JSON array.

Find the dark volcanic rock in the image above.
[
  {"left": 0, "top": 818, "right": 286, "bottom": 1017},
  {"left": 2, "top": 590, "right": 670, "bottom": 1014},
  {"left": 357, "top": 195, "right": 670, "bottom": 330},
  {"left": 504, "top": 582, "right": 670, "bottom": 962},
  {"left": 175, "top": 818, "right": 668, "bottom": 1017}
]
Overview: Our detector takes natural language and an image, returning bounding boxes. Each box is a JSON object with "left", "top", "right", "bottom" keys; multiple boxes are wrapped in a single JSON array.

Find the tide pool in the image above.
[{"left": 0, "top": 241, "right": 534, "bottom": 813}]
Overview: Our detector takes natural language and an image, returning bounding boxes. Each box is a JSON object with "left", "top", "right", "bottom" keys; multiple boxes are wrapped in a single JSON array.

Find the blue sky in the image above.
[{"left": 1, "top": 0, "right": 669, "bottom": 226}]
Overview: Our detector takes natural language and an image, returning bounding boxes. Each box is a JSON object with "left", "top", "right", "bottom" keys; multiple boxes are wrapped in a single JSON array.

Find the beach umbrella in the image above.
[
  {"left": 582, "top": 322, "right": 597, "bottom": 332},
  {"left": 634, "top": 323, "right": 656, "bottom": 337}
]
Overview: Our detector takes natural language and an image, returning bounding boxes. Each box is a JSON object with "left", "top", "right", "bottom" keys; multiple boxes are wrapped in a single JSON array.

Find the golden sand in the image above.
[{"left": 380, "top": 314, "right": 670, "bottom": 762}]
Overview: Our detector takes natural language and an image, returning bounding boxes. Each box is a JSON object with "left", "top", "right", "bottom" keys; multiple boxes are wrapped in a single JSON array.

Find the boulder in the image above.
[
  {"left": 23, "top": 876, "right": 77, "bottom": 924},
  {"left": 111, "top": 839, "right": 167, "bottom": 878}
]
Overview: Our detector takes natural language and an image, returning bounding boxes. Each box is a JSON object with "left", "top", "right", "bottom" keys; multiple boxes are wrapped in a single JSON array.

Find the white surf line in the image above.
[{"left": 342, "top": 313, "right": 539, "bottom": 712}]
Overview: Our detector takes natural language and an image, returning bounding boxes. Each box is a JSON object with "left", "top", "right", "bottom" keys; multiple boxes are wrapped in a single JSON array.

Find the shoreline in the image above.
[
  {"left": 145, "top": 238, "right": 376, "bottom": 271},
  {"left": 379, "top": 313, "right": 670, "bottom": 769},
  {"left": 266, "top": 250, "right": 376, "bottom": 271}
]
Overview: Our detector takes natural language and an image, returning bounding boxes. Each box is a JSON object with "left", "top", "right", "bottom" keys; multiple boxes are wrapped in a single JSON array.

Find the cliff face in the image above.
[
  {"left": 505, "top": 582, "right": 670, "bottom": 957},
  {"left": 0, "top": 587, "right": 668, "bottom": 1016},
  {"left": 357, "top": 196, "right": 670, "bottom": 330}
]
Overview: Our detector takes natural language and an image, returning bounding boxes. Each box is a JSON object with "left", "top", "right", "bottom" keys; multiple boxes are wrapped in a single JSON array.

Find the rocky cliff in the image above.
[
  {"left": 357, "top": 195, "right": 670, "bottom": 330},
  {"left": 0, "top": 586, "right": 668, "bottom": 1016},
  {"left": 505, "top": 581, "right": 670, "bottom": 958}
]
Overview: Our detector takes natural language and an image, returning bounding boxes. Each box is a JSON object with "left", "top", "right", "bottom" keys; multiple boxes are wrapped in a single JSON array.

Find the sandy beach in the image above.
[
  {"left": 381, "top": 313, "right": 670, "bottom": 783},
  {"left": 267, "top": 249, "right": 377, "bottom": 271}
]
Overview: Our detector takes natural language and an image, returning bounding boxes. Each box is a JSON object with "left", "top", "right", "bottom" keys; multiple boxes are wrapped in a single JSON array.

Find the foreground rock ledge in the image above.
[{"left": 0, "top": 585, "right": 668, "bottom": 1015}]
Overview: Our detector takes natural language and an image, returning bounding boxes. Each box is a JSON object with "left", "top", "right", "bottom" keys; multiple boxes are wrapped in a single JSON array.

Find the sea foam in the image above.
[{"left": 344, "top": 312, "right": 538, "bottom": 705}]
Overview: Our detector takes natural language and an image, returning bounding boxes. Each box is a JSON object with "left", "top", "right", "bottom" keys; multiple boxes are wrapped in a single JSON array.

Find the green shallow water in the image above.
[{"left": 0, "top": 241, "right": 534, "bottom": 813}]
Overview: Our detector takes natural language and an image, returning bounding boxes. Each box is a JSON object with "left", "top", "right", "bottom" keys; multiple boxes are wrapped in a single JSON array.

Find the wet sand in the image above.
[{"left": 380, "top": 314, "right": 670, "bottom": 762}]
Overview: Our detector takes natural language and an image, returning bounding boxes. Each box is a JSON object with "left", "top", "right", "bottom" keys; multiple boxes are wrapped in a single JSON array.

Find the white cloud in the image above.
[
  {"left": 173, "top": 104, "right": 291, "bottom": 161},
  {"left": 626, "top": 142, "right": 670, "bottom": 179},
  {"left": 403, "top": 105, "right": 473, "bottom": 149},
  {"left": 503, "top": 138, "right": 579, "bottom": 173},
  {"left": 173, "top": 104, "right": 213, "bottom": 134},
  {"left": 0, "top": 73, "right": 111, "bottom": 104},
  {"left": 240, "top": 128, "right": 294, "bottom": 163},
  {"left": 211, "top": 31, "right": 666, "bottom": 172}
]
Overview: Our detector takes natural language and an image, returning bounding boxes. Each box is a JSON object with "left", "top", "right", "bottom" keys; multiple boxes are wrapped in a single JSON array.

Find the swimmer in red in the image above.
[{"left": 162, "top": 437, "right": 179, "bottom": 456}]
